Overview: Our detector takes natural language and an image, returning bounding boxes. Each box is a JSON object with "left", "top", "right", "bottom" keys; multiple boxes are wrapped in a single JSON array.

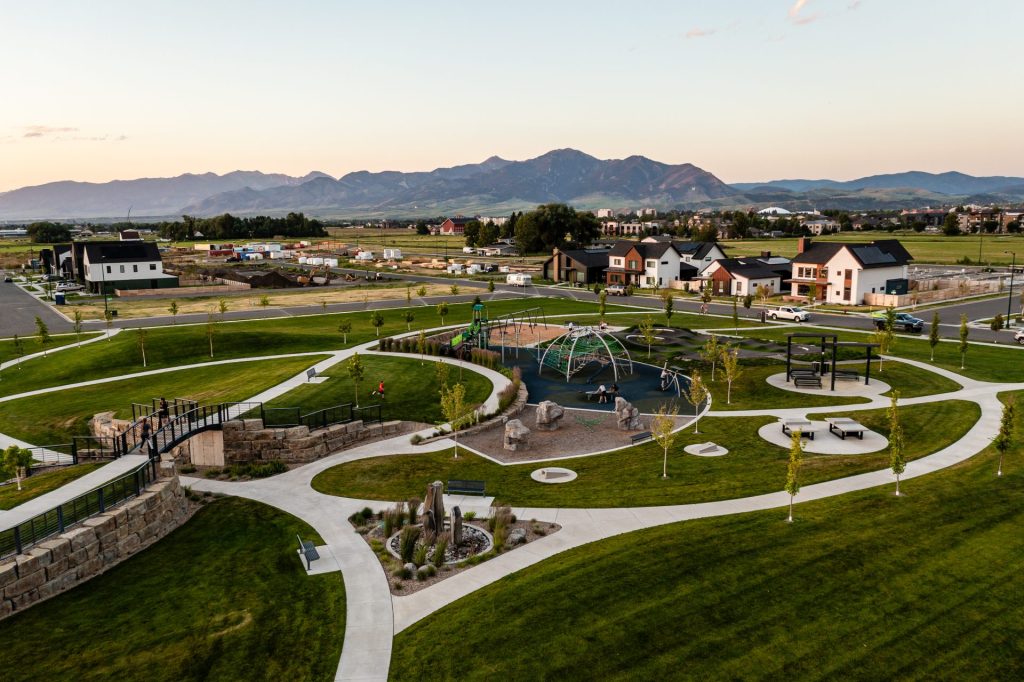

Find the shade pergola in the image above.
[{"left": 785, "top": 334, "right": 878, "bottom": 391}]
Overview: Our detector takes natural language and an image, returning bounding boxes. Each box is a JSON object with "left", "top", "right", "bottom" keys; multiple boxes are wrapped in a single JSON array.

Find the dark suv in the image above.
[{"left": 872, "top": 311, "right": 925, "bottom": 333}]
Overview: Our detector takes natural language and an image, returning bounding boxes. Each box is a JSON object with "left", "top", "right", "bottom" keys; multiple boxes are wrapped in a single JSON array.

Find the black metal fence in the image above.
[
  {"left": 259, "top": 402, "right": 382, "bottom": 430},
  {"left": 0, "top": 458, "right": 157, "bottom": 560}
]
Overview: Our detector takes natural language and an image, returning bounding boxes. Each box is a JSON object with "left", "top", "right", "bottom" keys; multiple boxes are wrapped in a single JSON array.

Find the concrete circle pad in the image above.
[
  {"left": 766, "top": 372, "right": 891, "bottom": 398},
  {"left": 758, "top": 420, "right": 888, "bottom": 455},
  {"left": 530, "top": 467, "right": 578, "bottom": 484},
  {"left": 684, "top": 442, "right": 729, "bottom": 457}
]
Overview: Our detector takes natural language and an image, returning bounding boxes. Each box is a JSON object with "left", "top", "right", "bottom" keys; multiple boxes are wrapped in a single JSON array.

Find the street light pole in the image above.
[{"left": 1007, "top": 251, "right": 1016, "bottom": 327}]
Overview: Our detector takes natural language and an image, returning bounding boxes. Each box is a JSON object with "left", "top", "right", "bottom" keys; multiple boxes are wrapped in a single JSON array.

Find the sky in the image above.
[{"left": 2, "top": 0, "right": 1023, "bottom": 191}]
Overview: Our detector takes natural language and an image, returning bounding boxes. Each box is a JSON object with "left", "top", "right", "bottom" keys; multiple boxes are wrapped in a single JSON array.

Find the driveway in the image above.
[{"left": 0, "top": 280, "right": 72, "bottom": 337}]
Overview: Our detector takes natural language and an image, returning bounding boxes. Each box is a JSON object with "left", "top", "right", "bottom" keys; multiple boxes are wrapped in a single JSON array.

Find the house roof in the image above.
[
  {"left": 714, "top": 258, "right": 780, "bottom": 280},
  {"left": 444, "top": 216, "right": 473, "bottom": 226},
  {"left": 557, "top": 249, "right": 611, "bottom": 268},
  {"left": 793, "top": 240, "right": 913, "bottom": 269},
  {"left": 82, "top": 241, "right": 162, "bottom": 264},
  {"left": 672, "top": 241, "right": 720, "bottom": 259}
]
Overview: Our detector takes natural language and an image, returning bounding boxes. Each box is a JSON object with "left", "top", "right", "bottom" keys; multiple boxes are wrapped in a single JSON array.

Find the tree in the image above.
[
  {"left": 650, "top": 405, "right": 679, "bottom": 479},
  {"left": 338, "top": 321, "right": 352, "bottom": 345},
  {"left": 942, "top": 212, "right": 961, "bottom": 236},
  {"left": 321, "top": 299, "right": 327, "bottom": 314},
  {"left": 872, "top": 307, "right": 896, "bottom": 371},
  {"left": 807, "top": 282, "right": 818, "bottom": 303},
  {"left": 598, "top": 289, "right": 607, "bottom": 321},
  {"left": 370, "top": 311, "right": 385, "bottom": 337},
  {"left": 417, "top": 285, "right": 427, "bottom": 298},
  {"left": 2, "top": 445, "right": 34, "bottom": 492},
  {"left": 406, "top": 284, "right": 413, "bottom": 305},
  {"left": 72, "top": 309, "right": 83, "bottom": 347},
  {"left": 417, "top": 329, "right": 427, "bottom": 363},
  {"left": 888, "top": 391, "right": 906, "bottom": 495},
  {"left": 663, "top": 291, "right": 674, "bottom": 326},
  {"left": 991, "top": 314, "right": 1004, "bottom": 331},
  {"left": 685, "top": 371, "right": 707, "bottom": 434},
  {"left": 136, "top": 327, "right": 148, "bottom": 368},
  {"left": 347, "top": 353, "right": 365, "bottom": 407},
  {"left": 785, "top": 430, "right": 803, "bottom": 522},
  {"left": 27, "top": 221, "right": 71, "bottom": 243},
  {"left": 929, "top": 311, "right": 940, "bottom": 361},
  {"left": 487, "top": 279, "right": 495, "bottom": 293},
  {"left": 218, "top": 298, "right": 229, "bottom": 319},
  {"left": 12, "top": 334, "right": 24, "bottom": 367},
  {"left": 756, "top": 283, "right": 772, "bottom": 308},
  {"left": 700, "top": 280, "right": 713, "bottom": 306},
  {"left": 700, "top": 334, "right": 722, "bottom": 381},
  {"left": 104, "top": 310, "right": 114, "bottom": 339},
  {"left": 513, "top": 203, "right": 601, "bottom": 254},
  {"left": 994, "top": 397, "right": 1016, "bottom": 477},
  {"left": 720, "top": 344, "right": 742, "bottom": 405},
  {"left": 259, "top": 294, "right": 271, "bottom": 315},
  {"left": 638, "top": 316, "right": 657, "bottom": 357},
  {"left": 436, "top": 302, "right": 449, "bottom": 325},
  {"left": 743, "top": 293, "right": 753, "bottom": 311},
  {"left": 958, "top": 314, "right": 969, "bottom": 369},
  {"left": 731, "top": 296, "right": 739, "bottom": 330},
  {"left": 205, "top": 312, "right": 216, "bottom": 358},
  {"left": 439, "top": 382, "right": 471, "bottom": 459},
  {"left": 35, "top": 316, "right": 50, "bottom": 357},
  {"left": 168, "top": 300, "right": 179, "bottom": 325},
  {"left": 404, "top": 310, "right": 416, "bottom": 331}
]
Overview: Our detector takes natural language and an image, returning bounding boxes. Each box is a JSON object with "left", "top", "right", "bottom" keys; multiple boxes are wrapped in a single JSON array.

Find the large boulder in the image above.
[
  {"left": 506, "top": 528, "right": 527, "bottom": 546},
  {"left": 503, "top": 419, "right": 531, "bottom": 451},
  {"left": 615, "top": 397, "right": 643, "bottom": 431},
  {"left": 534, "top": 401, "right": 565, "bottom": 431}
]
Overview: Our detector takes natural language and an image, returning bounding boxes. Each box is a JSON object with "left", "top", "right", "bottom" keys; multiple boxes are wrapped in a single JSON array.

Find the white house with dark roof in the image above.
[
  {"left": 703, "top": 257, "right": 785, "bottom": 297},
  {"left": 72, "top": 240, "right": 178, "bottom": 294},
  {"left": 788, "top": 237, "right": 913, "bottom": 304},
  {"left": 606, "top": 239, "right": 726, "bottom": 288}
]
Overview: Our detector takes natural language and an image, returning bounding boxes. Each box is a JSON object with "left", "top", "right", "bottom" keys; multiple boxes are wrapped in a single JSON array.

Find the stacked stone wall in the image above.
[
  {"left": 0, "top": 477, "right": 189, "bottom": 621},
  {"left": 220, "top": 418, "right": 405, "bottom": 465}
]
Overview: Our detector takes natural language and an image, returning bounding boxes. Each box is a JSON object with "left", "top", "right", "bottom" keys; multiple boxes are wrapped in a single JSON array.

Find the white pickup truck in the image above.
[{"left": 766, "top": 305, "right": 810, "bottom": 322}]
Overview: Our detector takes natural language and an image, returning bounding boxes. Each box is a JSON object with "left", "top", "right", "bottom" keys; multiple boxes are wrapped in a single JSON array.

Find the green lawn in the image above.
[
  {"left": 0, "top": 332, "right": 101, "bottom": 364},
  {"left": 265, "top": 354, "right": 494, "bottom": 425},
  {"left": 313, "top": 400, "right": 978, "bottom": 508},
  {"left": 0, "top": 298, "right": 612, "bottom": 398},
  {"left": 0, "top": 356, "right": 324, "bottom": 446},
  {"left": 737, "top": 325, "right": 1024, "bottom": 383},
  {"left": 389, "top": 392, "right": 1023, "bottom": 681},
  {"left": 0, "top": 463, "right": 104, "bottom": 510},
  {"left": 0, "top": 497, "right": 346, "bottom": 682}
]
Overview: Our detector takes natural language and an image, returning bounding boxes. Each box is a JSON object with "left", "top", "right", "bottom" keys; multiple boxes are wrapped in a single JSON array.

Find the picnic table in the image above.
[
  {"left": 826, "top": 417, "right": 866, "bottom": 440},
  {"left": 781, "top": 418, "right": 815, "bottom": 440}
]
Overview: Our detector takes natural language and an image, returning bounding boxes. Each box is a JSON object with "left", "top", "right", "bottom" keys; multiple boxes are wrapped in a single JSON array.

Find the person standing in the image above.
[
  {"left": 158, "top": 397, "right": 170, "bottom": 427},
  {"left": 140, "top": 418, "right": 152, "bottom": 455}
]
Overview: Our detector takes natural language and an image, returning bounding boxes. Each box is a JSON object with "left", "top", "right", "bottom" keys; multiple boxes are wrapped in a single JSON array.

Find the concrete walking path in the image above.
[{"left": 0, "top": 328, "right": 120, "bottom": 373}]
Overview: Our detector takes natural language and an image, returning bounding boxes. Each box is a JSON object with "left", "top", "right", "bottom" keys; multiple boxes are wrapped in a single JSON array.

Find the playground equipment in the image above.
[
  {"left": 444, "top": 305, "right": 550, "bottom": 359},
  {"left": 657, "top": 363, "right": 686, "bottom": 397},
  {"left": 448, "top": 304, "right": 490, "bottom": 354},
  {"left": 538, "top": 326, "right": 633, "bottom": 382}
]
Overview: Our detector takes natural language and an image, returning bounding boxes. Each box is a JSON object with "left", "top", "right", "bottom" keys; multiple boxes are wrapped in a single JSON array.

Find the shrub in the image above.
[
  {"left": 361, "top": 506, "right": 373, "bottom": 518},
  {"left": 179, "top": 465, "right": 197, "bottom": 474},
  {"left": 406, "top": 497, "right": 421, "bottom": 524},
  {"left": 464, "top": 511, "right": 477, "bottom": 521},
  {"left": 412, "top": 543, "right": 429, "bottom": 567},
  {"left": 383, "top": 510, "right": 395, "bottom": 538},
  {"left": 392, "top": 564, "right": 412, "bottom": 580},
  {"left": 392, "top": 502, "right": 407, "bottom": 530},
  {"left": 399, "top": 526, "right": 421, "bottom": 563},
  {"left": 991, "top": 314, "right": 1004, "bottom": 331},
  {"left": 410, "top": 433, "right": 424, "bottom": 445},
  {"left": 433, "top": 536, "right": 448, "bottom": 567}
]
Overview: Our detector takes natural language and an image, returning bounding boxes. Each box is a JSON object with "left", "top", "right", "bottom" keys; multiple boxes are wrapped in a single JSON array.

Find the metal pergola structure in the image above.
[
  {"left": 538, "top": 326, "right": 633, "bottom": 382},
  {"left": 785, "top": 333, "right": 879, "bottom": 390}
]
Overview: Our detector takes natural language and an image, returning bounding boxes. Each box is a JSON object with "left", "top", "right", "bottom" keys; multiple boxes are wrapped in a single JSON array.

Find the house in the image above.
[
  {"left": 596, "top": 209, "right": 615, "bottom": 219},
  {"left": 71, "top": 241, "right": 178, "bottom": 294},
  {"left": 637, "top": 208, "right": 658, "bottom": 217},
  {"left": 605, "top": 240, "right": 712, "bottom": 288},
  {"left": 787, "top": 237, "right": 913, "bottom": 304},
  {"left": 703, "top": 258, "right": 784, "bottom": 297},
  {"left": 542, "top": 247, "right": 610, "bottom": 285},
  {"left": 802, "top": 219, "right": 840, "bottom": 235},
  {"left": 478, "top": 243, "right": 518, "bottom": 257},
  {"left": 118, "top": 230, "right": 142, "bottom": 241},
  {"left": 665, "top": 240, "right": 728, "bottom": 274},
  {"left": 439, "top": 216, "right": 473, "bottom": 235}
]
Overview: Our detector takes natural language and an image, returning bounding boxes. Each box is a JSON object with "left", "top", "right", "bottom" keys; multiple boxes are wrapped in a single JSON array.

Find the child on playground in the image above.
[{"left": 597, "top": 384, "right": 608, "bottom": 403}]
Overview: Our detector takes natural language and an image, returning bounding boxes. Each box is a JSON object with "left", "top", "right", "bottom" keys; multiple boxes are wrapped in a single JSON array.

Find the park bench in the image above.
[
  {"left": 631, "top": 431, "right": 652, "bottom": 445},
  {"left": 826, "top": 417, "right": 866, "bottom": 440},
  {"left": 306, "top": 368, "right": 317, "bottom": 382},
  {"left": 447, "top": 479, "right": 486, "bottom": 496},
  {"left": 833, "top": 370, "right": 860, "bottom": 381},
  {"left": 296, "top": 535, "right": 320, "bottom": 570},
  {"left": 781, "top": 418, "right": 815, "bottom": 440},
  {"left": 794, "top": 375, "right": 822, "bottom": 388}
]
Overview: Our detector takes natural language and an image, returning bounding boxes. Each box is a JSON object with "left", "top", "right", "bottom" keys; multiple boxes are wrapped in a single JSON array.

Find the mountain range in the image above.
[{"left": 1, "top": 149, "right": 1021, "bottom": 221}]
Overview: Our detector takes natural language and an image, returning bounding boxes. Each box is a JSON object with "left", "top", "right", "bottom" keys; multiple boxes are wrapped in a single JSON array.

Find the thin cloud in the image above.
[
  {"left": 788, "top": 0, "right": 809, "bottom": 18},
  {"left": 787, "top": 0, "right": 820, "bottom": 24},
  {"left": 23, "top": 125, "right": 78, "bottom": 138},
  {"left": 848, "top": 0, "right": 863, "bottom": 9},
  {"left": 685, "top": 27, "right": 717, "bottom": 40}
]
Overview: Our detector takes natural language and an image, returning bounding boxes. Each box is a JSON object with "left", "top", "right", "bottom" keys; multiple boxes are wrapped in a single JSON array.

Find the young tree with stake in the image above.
[
  {"left": 12, "top": 334, "right": 24, "bottom": 367},
  {"left": 436, "top": 302, "right": 449, "bottom": 325},
  {"left": 598, "top": 289, "right": 607, "bottom": 321},
  {"left": 370, "top": 311, "right": 385, "bottom": 337},
  {"left": 720, "top": 344, "right": 742, "bottom": 404},
  {"left": 404, "top": 310, "right": 415, "bottom": 331},
  {"left": 72, "top": 309, "right": 83, "bottom": 346},
  {"left": 417, "top": 285, "right": 427, "bottom": 298},
  {"left": 650, "top": 404, "right": 679, "bottom": 479},
  {"left": 450, "top": 284, "right": 460, "bottom": 296},
  {"left": 205, "top": 312, "right": 216, "bottom": 358},
  {"left": 685, "top": 370, "right": 707, "bottom": 434},
  {"left": 136, "top": 327, "right": 149, "bottom": 368},
  {"left": 994, "top": 397, "right": 1016, "bottom": 477},
  {"left": 663, "top": 290, "right": 674, "bottom": 326},
  {"left": 338, "top": 320, "right": 352, "bottom": 345},
  {"left": 168, "top": 300, "right": 179, "bottom": 325},
  {"left": 888, "top": 391, "right": 906, "bottom": 495},
  {"left": 347, "top": 353, "right": 365, "bottom": 407},
  {"left": 785, "top": 431, "right": 803, "bottom": 522},
  {"left": 929, "top": 311, "right": 940, "bottom": 361},
  {"left": 417, "top": 329, "right": 427, "bottom": 363},
  {"left": 104, "top": 310, "right": 114, "bottom": 339},
  {"left": 700, "top": 334, "right": 722, "bottom": 381},
  {"left": 439, "top": 382, "right": 470, "bottom": 459},
  {"left": 958, "top": 314, "right": 969, "bottom": 369},
  {"left": 35, "top": 316, "right": 50, "bottom": 357},
  {"left": 638, "top": 316, "right": 657, "bottom": 357},
  {"left": 1, "top": 445, "right": 34, "bottom": 492}
]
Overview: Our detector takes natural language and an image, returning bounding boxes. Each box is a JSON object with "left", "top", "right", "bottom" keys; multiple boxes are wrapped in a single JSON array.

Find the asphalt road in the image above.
[{"left": 0, "top": 280, "right": 73, "bottom": 337}]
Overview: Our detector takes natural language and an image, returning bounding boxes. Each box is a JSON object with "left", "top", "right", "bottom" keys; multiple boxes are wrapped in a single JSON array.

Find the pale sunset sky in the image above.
[{"left": 1, "top": 0, "right": 1022, "bottom": 191}]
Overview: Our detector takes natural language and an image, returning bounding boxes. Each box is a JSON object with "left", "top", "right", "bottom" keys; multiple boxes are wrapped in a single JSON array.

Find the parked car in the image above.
[
  {"left": 1015, "top": 329, "right": 1024, "bottom": 345},
  {"left": 2, "top": 275, "right": 12, "bottom": 283},
  {"left": 871, "top": 311, "right": 925, "bottom": 333},
  {"left": 605, "top": 284, "right": 627, "bottom": 296},
  {"left": 55, "top": 282, "right": 85, "bottom": 292},
  {"left": 767, "top": 305, "right": 809, "bottom": 322}
]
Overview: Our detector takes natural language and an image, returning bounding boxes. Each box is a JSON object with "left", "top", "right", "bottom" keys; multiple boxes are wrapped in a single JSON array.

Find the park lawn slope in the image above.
[
  {"left": 389, "top": 393, "right": 1024, "bottom": 681},
  {"left": 0, "top": 463, "right": 104, "bottom": 510},
  {"left": 0, "top": 497, "right": 346, "bottom": 682},
  {"left": 0, "top": 355, "right": 325, "bottom": 446},
  {"left": 0, "top": 332, "right": 101, "bottom": 364},
  {"left": 265, "top": 354, "right": 493, "bottom": 426},
  {"left": 0, "top": 298, "right": 609, "bottom": 397},
  {"left": 313, "top": 400, "right": 978, "bottom": 507}
]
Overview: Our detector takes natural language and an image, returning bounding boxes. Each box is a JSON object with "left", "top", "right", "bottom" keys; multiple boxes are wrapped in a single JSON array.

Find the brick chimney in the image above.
[
  {"left": 797, "top": 237, "right": 811, "bottom": 254},
  {"left": 760, "top": 250, "right": 772, "bottom": 258}
]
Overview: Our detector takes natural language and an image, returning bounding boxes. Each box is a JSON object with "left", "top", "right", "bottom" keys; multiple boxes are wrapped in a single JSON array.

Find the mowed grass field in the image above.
[
  {"left": 0, "top": 498, "right": 347, "bottom": 682},
  {"left": 389, "top": 392, "right": 1024, "bottom": 681},
  {"left": 313, "top": 400, "right": 978, "bottom": 508},
  {"left": 0, "top": 355, "right": 324, "bottom": 445},
  {"left": 0, "top": 463, "right": 104, "bottom": 510}
]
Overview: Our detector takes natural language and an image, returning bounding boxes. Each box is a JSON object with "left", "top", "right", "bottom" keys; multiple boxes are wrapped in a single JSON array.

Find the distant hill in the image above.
[{"left": 2, "top": 152, "right": 1023, "bottom": 221}]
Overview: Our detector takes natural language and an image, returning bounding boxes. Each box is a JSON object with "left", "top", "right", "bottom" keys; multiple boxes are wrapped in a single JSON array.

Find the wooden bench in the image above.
[
  {"left": 631, "top": 431, "right": 652, "bottom": 445},
  {"left": 296, "top": 535, "right": 320, "bottom": 570},
  {"left": 447, "top": 479, "right": 486, "bottom": 496}
]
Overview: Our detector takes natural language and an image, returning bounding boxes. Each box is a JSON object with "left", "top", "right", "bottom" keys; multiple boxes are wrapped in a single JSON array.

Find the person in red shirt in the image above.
[{"left": 371, "top": 379, "right": 385, "bottom": 398}]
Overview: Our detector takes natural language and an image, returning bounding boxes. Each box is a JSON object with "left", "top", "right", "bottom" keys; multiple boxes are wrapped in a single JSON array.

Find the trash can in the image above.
[
  {"left": 110, "top": 310, "right": 118, "bottom": 317},
  {"left": 54, "top": 292, "right": 66, "bottom": 305}
]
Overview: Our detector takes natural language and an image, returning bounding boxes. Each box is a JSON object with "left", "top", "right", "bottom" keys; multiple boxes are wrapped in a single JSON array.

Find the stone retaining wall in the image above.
[
  {"left": 220, "top": 418, "right": 406, "bottom": 464},
  {"left": 0, "top": 476, "right": 189, "bottom": 621}
]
